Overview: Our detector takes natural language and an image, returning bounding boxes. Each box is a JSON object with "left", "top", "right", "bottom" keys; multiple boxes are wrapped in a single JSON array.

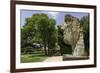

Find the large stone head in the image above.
[{"left": 61, "top": 15, "right": 80, "bottom": 46}]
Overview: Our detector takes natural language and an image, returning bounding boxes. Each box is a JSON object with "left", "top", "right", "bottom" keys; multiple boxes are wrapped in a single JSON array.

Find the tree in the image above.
[
  {"left": 37, "top": 14, "right": 57, "bottom": 55},
  {"left": 80, "top": 15, "right": 89, "bottom": 56},
  {"left": 57, "top": 25, "right": 64, "bottom": 55},
  {"left": 37, "top": 14, "right": 49, "bottom": 55},
  {"left": 21, "top": 13, "right": 57, "bottom": 55},
  {"left": 21, "top": 17, "right": 38, "bottom": 53},
  {"left": 47, "top": 19, "right": 57, "bottom": 55}
]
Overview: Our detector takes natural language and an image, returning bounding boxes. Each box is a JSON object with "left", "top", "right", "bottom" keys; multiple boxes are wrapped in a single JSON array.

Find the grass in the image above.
[{"left": 21, "top": 53, "right": 48, "bottom": 63}]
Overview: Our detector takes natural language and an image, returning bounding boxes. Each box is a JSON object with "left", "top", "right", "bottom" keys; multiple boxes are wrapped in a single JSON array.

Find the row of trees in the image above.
[{"left": 21, "top": 13, "right": 57, "bottom": 55}]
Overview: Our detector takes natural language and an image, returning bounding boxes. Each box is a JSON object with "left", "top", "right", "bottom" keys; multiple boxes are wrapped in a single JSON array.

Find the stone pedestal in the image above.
[{"left": 63, "top": 54, "right": 89, "bottom": 61}]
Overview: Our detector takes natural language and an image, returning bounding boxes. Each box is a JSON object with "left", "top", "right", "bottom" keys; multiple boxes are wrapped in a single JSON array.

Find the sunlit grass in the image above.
[{"left": 21, "top": 53, "right": 48, "bottom": 63}]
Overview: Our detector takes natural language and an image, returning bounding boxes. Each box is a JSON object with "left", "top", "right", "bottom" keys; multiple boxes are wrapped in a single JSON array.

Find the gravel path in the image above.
[{"left": 44, "top": 56, "right": 63, "bottom": 62}]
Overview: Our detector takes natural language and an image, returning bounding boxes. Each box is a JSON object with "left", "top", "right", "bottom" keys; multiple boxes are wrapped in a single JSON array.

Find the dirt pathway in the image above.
[{"left": 44, "top": 56, "right": 63, "bottom": 62}]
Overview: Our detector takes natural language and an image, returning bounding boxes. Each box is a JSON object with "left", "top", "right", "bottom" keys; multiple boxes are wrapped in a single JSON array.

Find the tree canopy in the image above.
[
  {"left": 21, "top": 13, "right": 57, "bottom": 55},
  {"left": 80, "top": 15, "right": 89, "bottom": 56}
]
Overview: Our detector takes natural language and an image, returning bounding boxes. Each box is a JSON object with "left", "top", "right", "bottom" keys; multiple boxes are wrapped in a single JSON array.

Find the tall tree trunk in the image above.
[{"left": 43, "top": 39, "right": 47, "bottom": 55}]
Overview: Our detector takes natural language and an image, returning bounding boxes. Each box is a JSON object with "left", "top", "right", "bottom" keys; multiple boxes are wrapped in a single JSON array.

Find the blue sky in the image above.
[{"left": 20, "top": 10, "right": 89, "bottom": 27}]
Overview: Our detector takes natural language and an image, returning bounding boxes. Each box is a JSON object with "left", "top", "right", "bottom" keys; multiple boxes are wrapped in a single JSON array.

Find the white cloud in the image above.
[{"left": 48, "top": 12, "right": 59, "bottom": 19}]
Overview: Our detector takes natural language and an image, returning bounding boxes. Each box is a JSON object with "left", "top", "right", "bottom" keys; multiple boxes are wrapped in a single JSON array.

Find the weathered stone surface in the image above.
[
  {"left": 73, "top": 32, "right": 85, "bottom": 56},
  {"left": 61, "top": 15, "right": 85, "bottom": 56},
  {"left": 61, "top": 15, "right": 80, "bottom": 47}
]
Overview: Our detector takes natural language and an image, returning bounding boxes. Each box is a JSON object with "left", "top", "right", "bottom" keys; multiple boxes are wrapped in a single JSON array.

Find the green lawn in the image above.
[{"left": 21, "top": 54, "right": 48, "bottom": 63}]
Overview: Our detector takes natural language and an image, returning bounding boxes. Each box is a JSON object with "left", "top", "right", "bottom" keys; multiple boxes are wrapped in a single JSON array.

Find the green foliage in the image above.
[
  {"left": 21, "top": 13, "right": 57, "bottom": 56},
  {"left": 57, "top": 25, "right": 72, "bottom": 55},
  {"left": 80, "top": 15, "right": 89, "bottom": 33},
  {"left": 80, "top": 15, "right": 89, "bottom": 56},
  {"left": 47, "top": 19, "right": 57, "bottom": 55},
  {"left": 48, "top": 19, "right": 57, "bottom": 48}
]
